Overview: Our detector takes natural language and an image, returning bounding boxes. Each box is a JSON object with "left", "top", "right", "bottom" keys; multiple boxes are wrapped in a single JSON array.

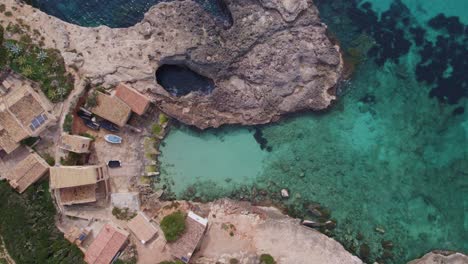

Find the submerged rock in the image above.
[{"left": 6, "top": 0, "right": 343, "bottom": 129}]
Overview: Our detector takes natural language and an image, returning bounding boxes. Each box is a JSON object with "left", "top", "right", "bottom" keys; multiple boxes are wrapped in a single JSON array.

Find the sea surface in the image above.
[{"left": 29, "top": 0, "right": 468, "bottom": 263}]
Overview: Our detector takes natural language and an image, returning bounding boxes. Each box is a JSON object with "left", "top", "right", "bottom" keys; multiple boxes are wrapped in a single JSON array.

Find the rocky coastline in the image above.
[
  {"left": 3, "top": 0, "right": 342, "bottom": 129},
  {"left": 1, "top": 1, "right": 466, "bottom": 263}
]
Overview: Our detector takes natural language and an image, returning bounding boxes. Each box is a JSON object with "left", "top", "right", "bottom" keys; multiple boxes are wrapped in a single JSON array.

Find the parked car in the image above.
[
  {"left": 84, "top": 120, "right": 100, "bottom": 130},
  {"left": 107, "top": 160, "right": 121, "bottom": 168},
  {"left": 98, "top": 120, "right": 120, "bottom": 132}
]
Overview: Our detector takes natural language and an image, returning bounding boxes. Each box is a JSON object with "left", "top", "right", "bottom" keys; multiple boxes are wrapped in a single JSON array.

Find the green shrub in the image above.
[
  {"left": 230, "top": 258, "right": 240, "bottom": 264},
  {"left": 112, "top": 207, "right": 136, "bottom": 221},
  {"left": 85, "top": 91, "right": 98, "bottom": 108},
  {"left": 4, "top": 11, "right": 12, "bottom": 17},
  {"left": 0, "top": 26, "right": 6, "bottom": 69},
  {"left": 152, "top": 124, "right": 162, "bottom": 135},
  {"left": 0, "top": 4, "right": 6, "bottom": 13},
  {"left": 0, "top": 181, "right": 85, "bottom": 263},
  {"left": 160, "top": 211, "right": 186, "bottom": 242},
  {"left": 159, "top": 260, "right": 184, "bottom": 264},
  {"left": 4, "top": 39, "right": 74, "bottom": 102},
  {"left": 159, "top": 113, "right": 169, "bottom": 125},
  {"left": 42, "top": 153, "right": 55, "bottom": 166},
  {"left": 20, "top": 136, "right": 39, "bottom": 147},
  {"left": 260, "top": 254, "right": 276, "bottom": 264},
  {"left": 79, "top": 132, "right": 95, "bottom": 141},
  {"left": 60, "top": 152, "right": 84, "bottom": 166},
  {"left": 63, "top": 114, "right": 73, "bottom": 132}
]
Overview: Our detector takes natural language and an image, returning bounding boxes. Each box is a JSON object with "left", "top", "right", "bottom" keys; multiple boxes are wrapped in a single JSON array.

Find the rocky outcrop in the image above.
[
  {"left": 2, "top": 0, "right": 342, "bottom": 129},
  {"left": 192, "top": 199, "right": 362, "bottom": 264},
  {"left": 408, "top": 251, "right": 468, "bottom": 264}
]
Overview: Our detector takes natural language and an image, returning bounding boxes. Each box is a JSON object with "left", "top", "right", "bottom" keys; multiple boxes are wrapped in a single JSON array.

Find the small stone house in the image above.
[
  {"left": 171, "top": 211, "right": 208, "bottom": 263},
  {"left": 127, "top": 212, "right": 158, "bottom": 244},
  {"left": 91, "top": 92, "right": 132, "bottom": 127},
  {"left": 84, "top": 224, "right": 129, "bottom": 264},
  {"left": 50, "top": 165, "right": 109, "bottom": 206},
  {"left": 114, "top": 83, "right": 151, "bottom": 116},
  {"left": 0, "top": 70, "right": 56, "bottom": 154},
  {"left": 6, "top": 152, "right": 50, "bottom": 193},
  {"left": 60, "top": 133, "right": 92, "bottom": 153}
]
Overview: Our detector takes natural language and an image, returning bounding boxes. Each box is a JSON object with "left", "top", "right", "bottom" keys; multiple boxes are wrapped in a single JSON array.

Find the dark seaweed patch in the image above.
[
  {"left": 452, "top": 106, "right": 464, "bottom": 116},
  {"left": 415, "top": 23, "right": 468, "bottom": 104},
  {"left": 253, "top": 127, "right": 271, "bottom": 152}
]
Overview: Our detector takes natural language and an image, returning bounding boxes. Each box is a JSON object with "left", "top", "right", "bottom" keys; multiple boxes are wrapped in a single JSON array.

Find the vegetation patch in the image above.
[
  {"left": 0, "top": 181, "right": 84, "bottom": 263},
  {"left": 158, "top": 113, "right": 169, "bottom": 125},
  {"left": 1, "top": 24, "right": 74, "bottom": 102},
  {"left": 112, "top": 207, "right": 137, "bottom": 221},
  {"left": 260, "top": 254, "right": 276, "bottom": 264},
  {"left": 151, "top": 123, "right": 162, "bottom": 136},
  {"left": 41, "top": 153, "right": 55, "bottom": 166},
  {"left": 160, "top": 211, "right": 186, "bottom": 242},
  {"left": 158, "top": 260, "right": 184, "bottom": 264},
  {"left": 60, "top": 152, "right": 85, "bottom": 166},
  {"left": 79, "top": 132, "right": 95, "bottom": 141},
  {"left": 63, "top": 114, "right": 73, "bottom": 132},
  {"left": 20, "top": 136, "right": 39, "bottom": 147}
]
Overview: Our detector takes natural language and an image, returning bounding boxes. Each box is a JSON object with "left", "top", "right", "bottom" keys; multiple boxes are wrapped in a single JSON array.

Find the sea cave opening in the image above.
[{"left": 156, "top": 64, "right": 215, "bottom": 96}]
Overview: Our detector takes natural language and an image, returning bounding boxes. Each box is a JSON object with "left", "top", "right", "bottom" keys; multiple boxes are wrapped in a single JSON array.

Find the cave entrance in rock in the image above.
[{"left": 156, "top": 64, "right": 215, "bottom": 96}]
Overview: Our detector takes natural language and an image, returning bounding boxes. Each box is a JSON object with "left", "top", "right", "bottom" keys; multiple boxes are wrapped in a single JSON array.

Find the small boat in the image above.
[{"left": 104, "top": 134, "right": 122, "bottom": 144}]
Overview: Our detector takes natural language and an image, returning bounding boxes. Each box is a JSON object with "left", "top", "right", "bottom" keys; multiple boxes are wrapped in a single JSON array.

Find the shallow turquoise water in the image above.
[
  {"left": 159, "top": 126, "right": 266, "bottom": 196},
  {"left": 29, "top": 0, "right": 468, "bottom": 263}
]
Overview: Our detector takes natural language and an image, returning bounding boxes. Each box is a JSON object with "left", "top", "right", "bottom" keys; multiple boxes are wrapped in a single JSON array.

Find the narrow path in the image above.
[{"left": 53, "top": 72, "right": 87, "bottom": 165}]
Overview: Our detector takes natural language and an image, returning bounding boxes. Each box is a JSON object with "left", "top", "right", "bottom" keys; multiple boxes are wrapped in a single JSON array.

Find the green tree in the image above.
[
  {"left": 0, "top": 181, "right": 85, "bottom": 263},
  {"left": 160, "top": 211, "right": 186, "bottom": 242}
]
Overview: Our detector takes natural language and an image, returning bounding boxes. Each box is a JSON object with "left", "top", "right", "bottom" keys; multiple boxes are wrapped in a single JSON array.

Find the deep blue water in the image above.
[
  {"left": 156, "top": 64, "right": 215, "bottom": 96},
  {"left": 27, "top": 0, "right": 468, "bottom": 263},
  {"left": 27, "top": 0, "right": 229, "bottom": 27}
]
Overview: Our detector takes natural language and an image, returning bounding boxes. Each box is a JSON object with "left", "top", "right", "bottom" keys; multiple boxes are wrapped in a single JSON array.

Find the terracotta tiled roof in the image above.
[
  {"left": 8, "top": 153, "right": 50, "bottom": 193},
  {"left": 85, "top": 224, "right": 129, "bottom": 264},
  {"left": 170, "top": 212, "right": 207, "bottom": 263},
  {"left": 91, "top": 92, "right": 131, "bottom": 127},
  {"left": 127, "top": 213, "right": 158, "bottom": 244},
  {"left": 114, "top": 83, "right": 150, "bottom": 115}
]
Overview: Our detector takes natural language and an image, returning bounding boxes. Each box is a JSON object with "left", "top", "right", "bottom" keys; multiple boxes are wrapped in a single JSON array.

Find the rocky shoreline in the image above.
[
  {"left": 1, "top": 1, "right": 466, "bottom": 263},
  {"left": 3, "top": 0, "right": 343, "bottom": 129}
]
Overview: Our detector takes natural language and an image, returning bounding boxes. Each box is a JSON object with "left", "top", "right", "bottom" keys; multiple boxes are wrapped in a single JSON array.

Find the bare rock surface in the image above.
[
  {"left": 2, "top": 0, "right": 342, "bottom": 129},
  {"left": 408, "top": 251, "right": 468, "bottom": 264},
  {"left": 194, "top": 199, "right": 362, "bottom": 264}
]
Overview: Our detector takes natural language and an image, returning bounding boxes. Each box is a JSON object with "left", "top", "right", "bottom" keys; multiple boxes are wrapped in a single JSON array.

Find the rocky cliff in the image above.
[
  {"left": 408, "top": 251, "right": 468, "bottom": 264},
  {"left": 3, "top": 0, "right": 342, "bottom": 129}
]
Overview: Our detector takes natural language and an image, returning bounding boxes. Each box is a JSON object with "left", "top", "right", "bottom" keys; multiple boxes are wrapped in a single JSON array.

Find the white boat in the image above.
[{"left": 104, "top": 134, "right": 122, "bottom": 144}]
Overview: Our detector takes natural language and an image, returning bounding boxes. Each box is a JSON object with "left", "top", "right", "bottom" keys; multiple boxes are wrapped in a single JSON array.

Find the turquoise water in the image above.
[{"left": 29, "top": 0, "right": 468, "bottom": 263}]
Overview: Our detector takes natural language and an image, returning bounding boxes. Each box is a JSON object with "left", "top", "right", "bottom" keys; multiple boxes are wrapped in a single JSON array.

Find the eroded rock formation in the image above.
[
  {"left": 3, "top": 0, "right": 342, "bottom": 128},
  {"left": 408, "top": 251, "right": 468, "bottom": 264}
]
